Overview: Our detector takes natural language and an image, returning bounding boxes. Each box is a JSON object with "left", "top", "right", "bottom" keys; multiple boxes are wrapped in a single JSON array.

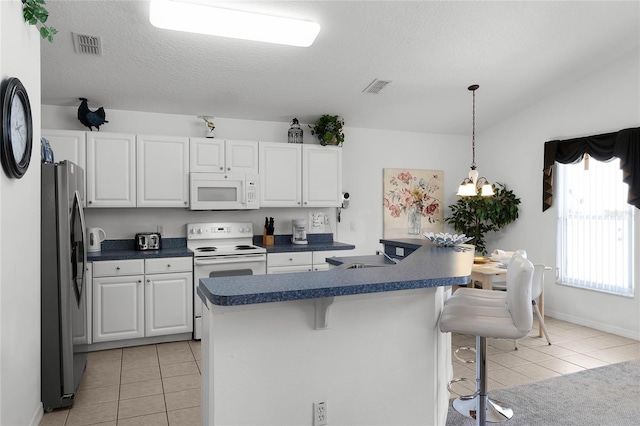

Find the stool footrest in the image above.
[
  {"left": 446, "top": 377, "right": 477, "bottom": 400},
  {"left": 453, "top": 346, "right": 476, "bottom": 364}
]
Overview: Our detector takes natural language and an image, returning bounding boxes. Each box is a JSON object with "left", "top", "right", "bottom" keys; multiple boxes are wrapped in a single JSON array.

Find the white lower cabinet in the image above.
[
  {"left": 145, "top": 272, "right": 192, "bottom": 336},
  {"left": 92, "top": 257, "right": 192, "bottom": 343},
  {"left": 93, "top": 274, "right": 145, "bottom": 342},
  {"left": 267, "top": 250, "right": 352, "bottom": 274}
]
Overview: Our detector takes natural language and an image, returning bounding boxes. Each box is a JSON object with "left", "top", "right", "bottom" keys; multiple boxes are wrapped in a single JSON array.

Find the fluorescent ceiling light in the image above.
[{"left": 149, "top": 0, "right": 321, "bottom": 47}]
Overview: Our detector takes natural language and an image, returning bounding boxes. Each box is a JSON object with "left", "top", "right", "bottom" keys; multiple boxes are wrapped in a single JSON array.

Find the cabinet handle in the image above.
[
  {"left": 147, "top": 279, "right": 150, "bottom": 283},
  {"left": 137, "top": 280, "right": 142, "bottom": 283},
  {"left": 167, "top": 264, "right": 171, "bottom": 268},
  {"left": 289, "top": 258, "right": 293, "bottom": 262},
  {"left": 116, "top": 267, "right": 120, "bottom": 271},
  {"left": 219, "top": 167, "right": 223, "bottom": 170},
  {"left": 227, "top": 167, "right": 231, "bottom": 171},
  {"left": 184, "top": 201, "right": 188, "bottom": 205},
  {"left": 304, "top": 202, "right": 308, "bottom": 205},
  {"left": 88, "top": 200, "right": 92, "bottom": 204}
]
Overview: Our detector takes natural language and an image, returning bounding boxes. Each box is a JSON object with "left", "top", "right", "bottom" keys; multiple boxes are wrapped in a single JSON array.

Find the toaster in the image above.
[{"left": 135, "top": 232, "right": 162, "bottom": 251}]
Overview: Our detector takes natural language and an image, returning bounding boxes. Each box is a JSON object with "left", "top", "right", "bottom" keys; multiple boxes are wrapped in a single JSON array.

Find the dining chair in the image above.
[{"left": 490, "top": 260, "right": 552, "bottom": 349}]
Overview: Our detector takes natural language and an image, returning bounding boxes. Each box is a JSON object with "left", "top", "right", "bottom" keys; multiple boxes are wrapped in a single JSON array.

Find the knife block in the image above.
[{"left": 263, "top": 228, "right": 274, "bottom": 246}]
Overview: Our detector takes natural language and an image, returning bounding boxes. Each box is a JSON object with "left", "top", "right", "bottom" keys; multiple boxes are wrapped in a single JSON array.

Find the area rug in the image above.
[{"left": 445, "top": 360, "right": 640, "bottom": 426}]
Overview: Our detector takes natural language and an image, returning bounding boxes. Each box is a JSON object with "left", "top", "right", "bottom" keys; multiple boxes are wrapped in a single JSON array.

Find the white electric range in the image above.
[{"left": 188, "top": 222, "right": 267, "bottom": 339}]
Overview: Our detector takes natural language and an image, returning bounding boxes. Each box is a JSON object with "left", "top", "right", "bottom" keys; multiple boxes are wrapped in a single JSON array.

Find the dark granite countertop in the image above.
[
  {"left": 379, "top": 238, "right": 430, "bottom": 249},
  {"left": 87, "top": 238, "right": 193, "bottom": 261},
  {"left": 254, "top": 233, "right": 355, "bottom": 253},
  {"left": 198, "top": 242, "right": 474, "bottom": 306}
]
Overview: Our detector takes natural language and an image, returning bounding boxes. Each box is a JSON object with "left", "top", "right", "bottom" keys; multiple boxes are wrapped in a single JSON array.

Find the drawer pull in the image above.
[
  {"left": 167, "top": 264, "right": 171, "bottom": 268},
  {"left": 116, "top": 267, "right": 120, "bottom": 271}
]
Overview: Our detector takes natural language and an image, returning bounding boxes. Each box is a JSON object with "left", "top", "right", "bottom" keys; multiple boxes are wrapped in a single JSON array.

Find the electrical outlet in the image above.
[{"left": 313, "top": 401, "right": 327, "bottom": 426}]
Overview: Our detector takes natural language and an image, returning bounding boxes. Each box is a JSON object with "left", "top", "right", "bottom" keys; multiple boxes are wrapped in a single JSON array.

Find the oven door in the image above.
[
  {"left": 193, "top": 253, "right": 266, "bottom": 339},
  {"left": 190, "top": 173, "right": 248, "bottom": 210}
]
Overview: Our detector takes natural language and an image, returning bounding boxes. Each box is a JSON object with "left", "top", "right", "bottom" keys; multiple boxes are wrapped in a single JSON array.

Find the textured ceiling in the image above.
[{"left": 40, "top": 1, "right": 640, "bottom": 134}]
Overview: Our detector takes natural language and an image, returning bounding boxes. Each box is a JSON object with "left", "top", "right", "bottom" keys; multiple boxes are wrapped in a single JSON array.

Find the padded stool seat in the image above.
[{"left": 440, "top": 254, "right": 534, "bottom": 425}]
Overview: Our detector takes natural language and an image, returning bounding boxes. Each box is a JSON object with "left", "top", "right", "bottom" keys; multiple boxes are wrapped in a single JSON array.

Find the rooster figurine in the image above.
[{"left": 77, "top": 98, "right": 109, "bottom": 131}]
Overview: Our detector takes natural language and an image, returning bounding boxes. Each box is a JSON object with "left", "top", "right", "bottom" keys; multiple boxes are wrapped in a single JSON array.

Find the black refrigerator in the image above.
[{"left": 41, "top": 161, "right": 88, "bottom": 411}]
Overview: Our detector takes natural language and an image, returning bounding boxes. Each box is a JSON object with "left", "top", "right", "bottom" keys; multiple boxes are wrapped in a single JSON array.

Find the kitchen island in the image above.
[{"left": 197, "top": 241, "right": 474, "bottom": 425}]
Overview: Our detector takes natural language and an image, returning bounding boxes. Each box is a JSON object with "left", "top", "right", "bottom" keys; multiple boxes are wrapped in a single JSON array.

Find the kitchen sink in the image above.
[{"left": 338, "top": 262, "right": 389, "bottom": 270}]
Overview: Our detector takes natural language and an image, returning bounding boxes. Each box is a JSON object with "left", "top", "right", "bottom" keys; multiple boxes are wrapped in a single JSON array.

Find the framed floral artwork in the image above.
[{"left": 383, "top": 168, "right": 444, "bottom": 238}]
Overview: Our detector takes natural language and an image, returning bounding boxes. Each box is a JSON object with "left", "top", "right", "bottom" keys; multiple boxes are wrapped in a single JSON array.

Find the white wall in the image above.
[
  {"left": 0, "top": 1, "right": 43, "bottom": 425},
  {"left": 42, "top": 106, "right": 468, "bottom": 252},
  {"left": 481, "top": 49, "right": 640, "bottom": 339}
]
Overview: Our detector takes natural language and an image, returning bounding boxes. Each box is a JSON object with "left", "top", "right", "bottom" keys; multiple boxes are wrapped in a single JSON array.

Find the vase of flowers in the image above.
[
  {"left": 309, "top": 115, "right": 344, "bottom": 146},
  {"left": 384, "top": 171, "right": 442, "bottom": 235}
]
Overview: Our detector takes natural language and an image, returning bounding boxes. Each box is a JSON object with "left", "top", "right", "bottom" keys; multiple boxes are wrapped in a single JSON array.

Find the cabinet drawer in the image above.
[
  {"left": 145, "top": 257, "right": 193, "bottom": 274},
  {"left": 267, "top": 252, "right": 312, "bottom": 267},
  {"left": 93, "top": 259, "right": 144, "bottom": 277}
]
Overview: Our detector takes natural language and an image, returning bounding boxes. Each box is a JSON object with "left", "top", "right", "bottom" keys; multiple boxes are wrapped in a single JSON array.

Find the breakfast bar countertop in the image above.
[{"left": 198, "top": 241, "right": 474, "bottom": 306}]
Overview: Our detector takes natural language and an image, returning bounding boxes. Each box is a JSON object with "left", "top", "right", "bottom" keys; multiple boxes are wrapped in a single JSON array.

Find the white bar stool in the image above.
[{"left": 440, "top": 254, "right": 534, "bottom": 425}]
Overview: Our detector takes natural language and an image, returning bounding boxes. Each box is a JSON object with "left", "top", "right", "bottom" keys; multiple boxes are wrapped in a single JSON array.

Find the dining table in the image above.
[{"left": 469, "top": 261, "right": 545, "bottom": 337}]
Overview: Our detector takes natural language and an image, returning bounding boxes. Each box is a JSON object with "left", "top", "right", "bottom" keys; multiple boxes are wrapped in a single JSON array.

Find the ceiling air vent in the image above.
[
  {"left": 362, "top": 79, "right": 391, "bottom": 94},
  {"left": 73, "top": 33, "right": 103, "bottom": 56}
]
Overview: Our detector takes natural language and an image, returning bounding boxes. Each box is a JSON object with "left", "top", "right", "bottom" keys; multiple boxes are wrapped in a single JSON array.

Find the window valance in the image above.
[{"left": 543, "top": 127, "right": 640, "bottom": 211}]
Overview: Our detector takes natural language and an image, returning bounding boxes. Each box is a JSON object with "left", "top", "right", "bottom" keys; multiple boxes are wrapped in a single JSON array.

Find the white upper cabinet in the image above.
[
  {"left": 259, "top": 142, "right": 302, "bottom": 207},
  {"left": 137, "top": 135, "right": 189, "bottom": 207},
  {"left": 41, "top": 129, "right": 86, "bottom": 170},
  {"left": 302, "top": 145, "right": 342, "bottom": 207},
  {"left": 259, "top": 142, "right": 342, "bottom": 208},
  {"left": 190, "top": 138, "right": 258, "bottom": 174},
  {"left": 86, "top": 132, "right": 137, "bottom": 208}
]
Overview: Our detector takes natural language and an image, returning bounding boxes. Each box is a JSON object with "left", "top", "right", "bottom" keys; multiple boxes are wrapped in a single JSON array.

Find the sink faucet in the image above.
[{"left": 376, "top": 250, "right": 400, "bottom": 264}]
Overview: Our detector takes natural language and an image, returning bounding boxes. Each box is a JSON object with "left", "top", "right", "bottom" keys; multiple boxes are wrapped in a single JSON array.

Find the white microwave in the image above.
[{"left": 189, "top": 173, "right": 260, "bottom": 210}]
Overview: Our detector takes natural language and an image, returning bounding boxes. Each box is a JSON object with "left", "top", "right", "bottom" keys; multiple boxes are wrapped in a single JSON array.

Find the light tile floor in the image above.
[
  {"left": 39, "top": 318, "right": 639, "bottom": 425},
  {"left": 40, "top": 340, "right": 202, "bottom": 426},
  {"left": 449, "top": 316, "right": 640, "bottom": 397}
]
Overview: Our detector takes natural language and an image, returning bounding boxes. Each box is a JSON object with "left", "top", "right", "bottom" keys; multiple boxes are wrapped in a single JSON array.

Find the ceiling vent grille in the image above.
[
  {"left": 73, "top": 33, "right": 103, "bottom": 56},
  {"left": 362, "top": 79, "right": 391, "bottom": 94}
]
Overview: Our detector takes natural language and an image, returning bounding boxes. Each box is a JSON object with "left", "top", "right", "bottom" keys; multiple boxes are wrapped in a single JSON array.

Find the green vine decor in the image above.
[
  {"left": 22, "top": 0, "right": 57, "bottom": 42},
  {"left": 445, "top": 182, "right": 521, "bottom": 255}
]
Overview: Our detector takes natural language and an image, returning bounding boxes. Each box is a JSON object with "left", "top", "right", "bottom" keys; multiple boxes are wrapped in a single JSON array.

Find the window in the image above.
[{"left": 557, "top": 157, "right": 635, "bottom": 296}]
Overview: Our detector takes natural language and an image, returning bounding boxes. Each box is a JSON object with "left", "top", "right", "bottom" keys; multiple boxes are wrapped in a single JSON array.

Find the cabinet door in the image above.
[
  {"left": 41, "top": 129, "right": 86, "bottom": 170},
  {"left": 190, "top": 138, "right": 225, "bottom": 173},
  {"left": 42, "top": 129, "right": 87, "bottom": 206},
  {"left": 225, "top": 140, "right": 258, "bottom": 174},
  {"left": 93, "top": 275, "right": 144, "bottom": 342},
  {"left": 137, "top": 135, "right": 190, "bottom": 207},
  {"left": 145, "top": 272, "right": 193, "bottom": 337},
  {"left": 86, "top": 132, "right": 136, "bottom": 207},
  {"left": 259, "top": 142, "right": 301, "bottom": 207},
  {"left": 303, "top": 145, "right": 342, "bottom": 207}
]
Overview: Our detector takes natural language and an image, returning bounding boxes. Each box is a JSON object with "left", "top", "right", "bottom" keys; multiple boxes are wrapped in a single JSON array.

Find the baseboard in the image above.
[
  {"left": 87, "top": 333, "right": 193, "bottom": 352},
  {"left": 29, "top": 401, "right": 44, "bottom": 426},
  {"left": 545, "top": 309, "right": 640, "bottom": 340}
]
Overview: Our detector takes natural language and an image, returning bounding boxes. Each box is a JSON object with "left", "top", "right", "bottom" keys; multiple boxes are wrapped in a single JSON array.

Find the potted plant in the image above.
[
  {"left": 309, "top": 115, "right": 344, "bottom": 146},
  {"left": 445, "top": 182, "right": 521, "bottom": 255},
  {"left": 22, "top": 0, "right": 57, "bottom": 42}
]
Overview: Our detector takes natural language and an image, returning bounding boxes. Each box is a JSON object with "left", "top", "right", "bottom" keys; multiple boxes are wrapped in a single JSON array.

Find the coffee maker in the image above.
[{"left": 291, "top": 219, "right": 308, "bottom": 245}]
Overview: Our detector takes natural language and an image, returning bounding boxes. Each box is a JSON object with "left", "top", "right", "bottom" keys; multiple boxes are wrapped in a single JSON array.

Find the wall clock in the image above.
[{"left": 1, "top": 77, "right": 33, "bottom": 179}]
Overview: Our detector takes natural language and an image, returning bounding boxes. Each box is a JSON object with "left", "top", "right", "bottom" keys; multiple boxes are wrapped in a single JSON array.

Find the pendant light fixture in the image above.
[{"left": 456, "top": 84, "right": 494, "bottom": 197}]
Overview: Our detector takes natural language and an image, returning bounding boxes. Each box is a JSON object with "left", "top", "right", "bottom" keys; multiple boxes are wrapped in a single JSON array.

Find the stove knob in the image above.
[
  {"left": 197, "top": 228, "right": 204, "bottom": 234},
  {"left": 189, "top": 228, "right": 195, "bottom": 235},
  {"left": 244, "top": 226, "right": 251, "bottom": 233},
  {"left": 238, "top": 227, "right": 244, "bottom": 233}
]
